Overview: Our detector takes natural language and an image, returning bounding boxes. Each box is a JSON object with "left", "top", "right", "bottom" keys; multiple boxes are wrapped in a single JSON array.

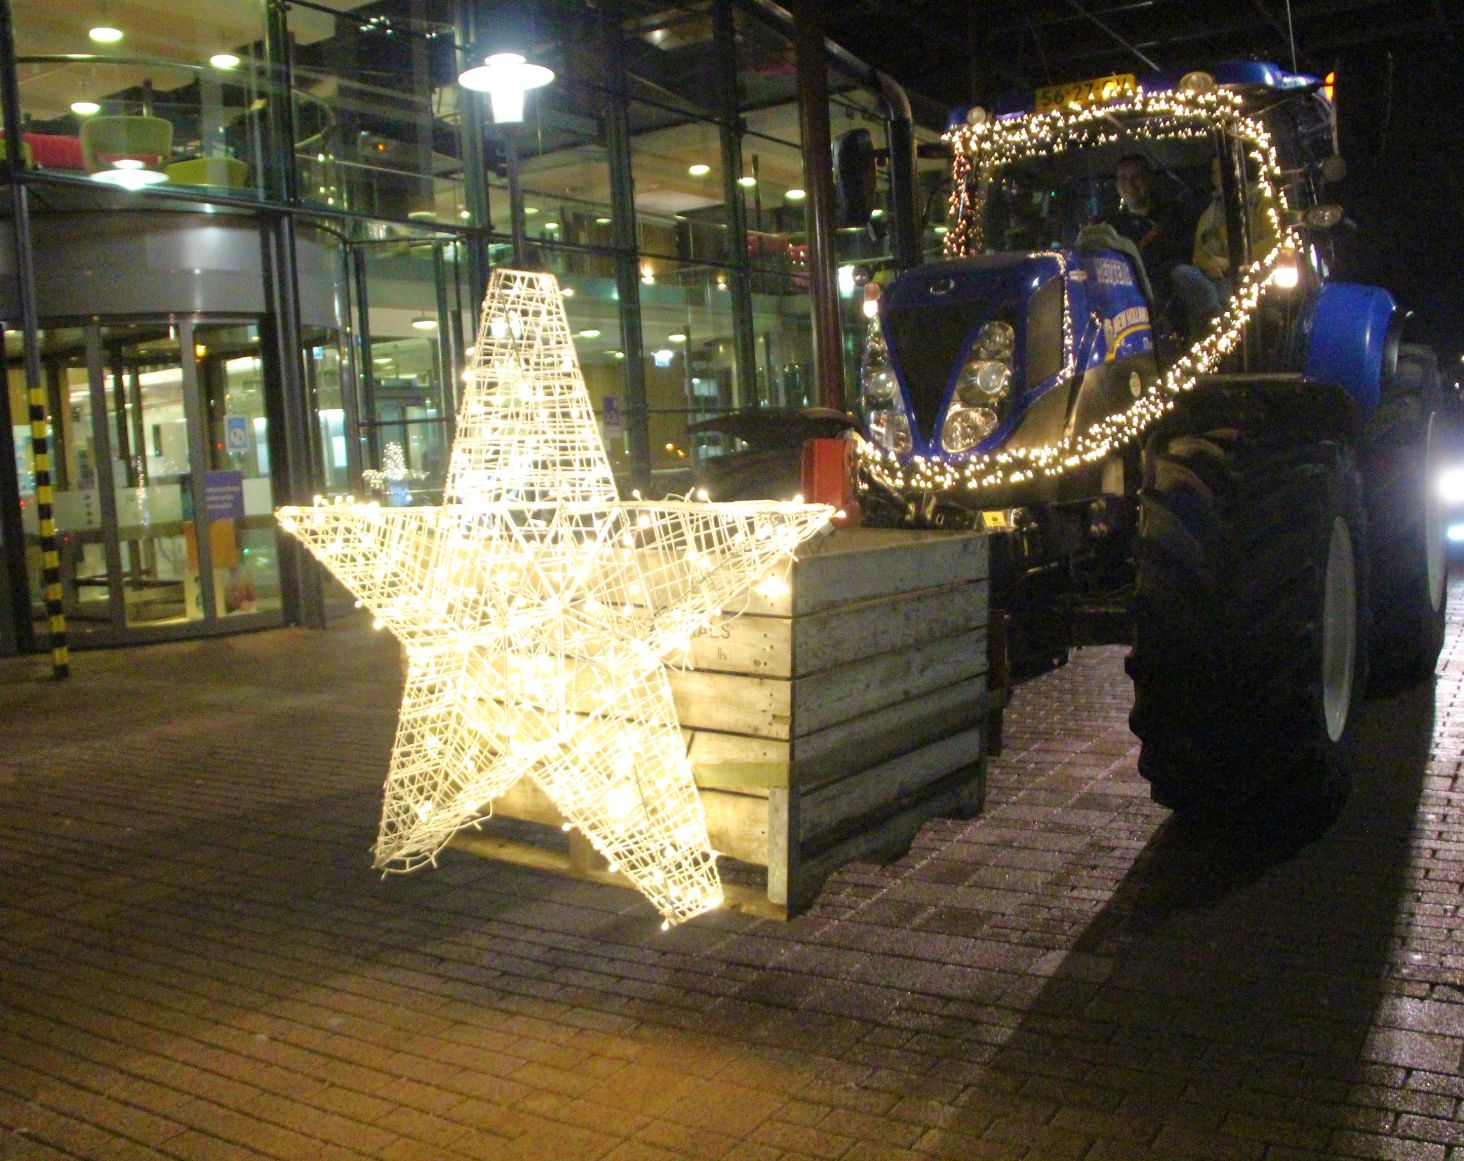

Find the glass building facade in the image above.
[{"left": 0, "top": 0, "right": 948, "bottom": 656}]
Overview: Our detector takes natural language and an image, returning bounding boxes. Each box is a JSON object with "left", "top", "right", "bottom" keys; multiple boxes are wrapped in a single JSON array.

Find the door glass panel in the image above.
[
  {"left": 196, "top": 321, "right": 281, "bottom": 616},
  {"left": 104, "top": 325, "right": 194, "bottom": 627}
]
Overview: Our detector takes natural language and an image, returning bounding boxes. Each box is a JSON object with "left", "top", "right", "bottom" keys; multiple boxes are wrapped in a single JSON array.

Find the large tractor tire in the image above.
[
  {"left": 1362, "top": 343, "right": 1447, "bottom": 693},
  {"left": 1126, "top": 427, "right": 1368, "bottom": 828}
]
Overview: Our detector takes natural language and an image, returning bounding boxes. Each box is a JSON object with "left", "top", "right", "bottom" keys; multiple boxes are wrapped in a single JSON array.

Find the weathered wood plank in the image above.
[
  {"left": 671, "top": 628, "right": 985, "bottom": 739},
  {"left": 791, "top": 582, "right": 988, "bottom": 677},
  {"left": 735, "top": 528, "right": 988, "bottom": 617},
  {"left": 687, "top": 581, "right": 988, "bottom": 680},
  {"left": 670, "top": 669, "right": 792, "bottom": 739},
  {"left": 700, "top": 789, "right": 770, "bottom": 865},
  {"left": 790, "top": 675, "right": 987, "bottom": 789},
  {"left": 783, "top": 763, "right": 985, "bottom": 914},
  {"left": 800, "top": 724, "right": 986, "bottom": 840},
  {"left": 791, "top": 627, "right": 987, "bottom": 736}
]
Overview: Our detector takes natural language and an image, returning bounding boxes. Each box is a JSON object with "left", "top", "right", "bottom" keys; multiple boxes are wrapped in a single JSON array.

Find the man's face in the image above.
[{"left": 1115, "top": 161, "right": 1151, "bottom": 211}]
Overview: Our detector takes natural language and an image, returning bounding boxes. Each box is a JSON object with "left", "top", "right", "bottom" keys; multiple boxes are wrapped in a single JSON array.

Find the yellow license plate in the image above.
[{"left": 1034, "top": 73, "right": 1137, "bottom": 112}]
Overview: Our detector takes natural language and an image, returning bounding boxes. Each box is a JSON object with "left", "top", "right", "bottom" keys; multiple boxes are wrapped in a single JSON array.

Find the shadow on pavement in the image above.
[{"left": 919, "top": 677, "right": 1441, "bottom": 1159}]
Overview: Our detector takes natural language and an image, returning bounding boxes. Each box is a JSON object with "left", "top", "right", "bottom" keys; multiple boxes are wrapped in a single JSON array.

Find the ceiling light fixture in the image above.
[
  {"left": 210, "top": 53, "right": 240, "bottom": 69},
  {"left": 88, "top": 25, "right": 123, "bottom": 43}
]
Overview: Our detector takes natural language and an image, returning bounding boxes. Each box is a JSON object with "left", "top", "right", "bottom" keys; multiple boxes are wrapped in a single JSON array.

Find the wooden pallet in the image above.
[{"left": 451, "top": 527, "right": 990, "bottom": 918}]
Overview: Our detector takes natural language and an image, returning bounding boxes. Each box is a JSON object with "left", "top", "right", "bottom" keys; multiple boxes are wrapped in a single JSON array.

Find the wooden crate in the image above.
[{"left": 452, "top": 527, "right": 989, "bottom": 918}]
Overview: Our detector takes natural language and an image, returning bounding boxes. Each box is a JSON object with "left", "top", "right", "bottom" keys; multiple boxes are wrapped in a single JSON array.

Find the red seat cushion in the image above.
[{"left": 23, "top": 134, "right": 85, "bottom": 170}]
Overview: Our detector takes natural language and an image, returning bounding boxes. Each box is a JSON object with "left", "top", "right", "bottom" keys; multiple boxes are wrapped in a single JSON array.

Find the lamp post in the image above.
[{"left": 458, "top": 51, "right": 554, "bottom": 267}]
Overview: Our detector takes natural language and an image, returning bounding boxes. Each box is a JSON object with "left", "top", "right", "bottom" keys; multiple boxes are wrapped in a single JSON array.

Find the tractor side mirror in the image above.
[{"left": 834, "top": 128, "right": 878, "bottom": 228}]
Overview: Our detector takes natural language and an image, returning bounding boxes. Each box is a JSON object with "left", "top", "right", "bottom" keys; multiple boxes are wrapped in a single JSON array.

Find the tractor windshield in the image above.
[{"left": 974, "top": 132, "right": 1217, "bottom": 254}]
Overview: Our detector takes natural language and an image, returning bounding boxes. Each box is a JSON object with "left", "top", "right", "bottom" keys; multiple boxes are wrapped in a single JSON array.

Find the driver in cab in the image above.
[{"left": 1099, "top": 153, "right": 1192, "bottom": 292}]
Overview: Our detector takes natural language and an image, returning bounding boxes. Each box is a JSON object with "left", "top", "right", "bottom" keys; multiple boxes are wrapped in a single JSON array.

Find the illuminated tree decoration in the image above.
[
  {"left": 278, "top": 270, "right": 833, "bottom": 925},
  {"left": 361, "top": 441, "right": 426, "bottom": 497},
  {"left": 861, "top": 86, "right": 1300, "bottom": 496}
]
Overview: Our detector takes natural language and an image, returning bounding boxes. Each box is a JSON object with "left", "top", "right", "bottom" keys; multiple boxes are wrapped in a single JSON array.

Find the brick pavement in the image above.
[{"left": 1, "top": 579, "right": 1462, "bottom": 1160}]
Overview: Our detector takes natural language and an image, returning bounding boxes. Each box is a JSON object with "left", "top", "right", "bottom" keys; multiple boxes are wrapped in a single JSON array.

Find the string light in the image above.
[
  {"left": 860, "top": 86, "right": 1299, "bottom": 498},
  {"left": 278, "top": 269, "right": 833, "bottom": 925}
]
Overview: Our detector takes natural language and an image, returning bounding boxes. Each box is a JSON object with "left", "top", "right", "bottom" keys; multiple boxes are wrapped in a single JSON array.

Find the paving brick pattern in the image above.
[{"left": 2, "top": 578, "right": 1463, "bottom": 1160}]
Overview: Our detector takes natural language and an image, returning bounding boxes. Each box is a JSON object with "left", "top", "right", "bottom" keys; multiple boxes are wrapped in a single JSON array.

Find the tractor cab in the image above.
[{"left": 859, "top": 64, "right": 1344, "bottom": 510}]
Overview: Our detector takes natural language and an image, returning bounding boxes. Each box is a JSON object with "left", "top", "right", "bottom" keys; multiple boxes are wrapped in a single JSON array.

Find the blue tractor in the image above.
[{"left": 858, "top": 63, "right": 1446, "bottom": 825}]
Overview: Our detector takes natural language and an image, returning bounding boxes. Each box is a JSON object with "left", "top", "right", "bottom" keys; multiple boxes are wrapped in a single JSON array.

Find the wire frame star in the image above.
[{"left": 278, "top": 269, "right": 834, "bottom": 924}]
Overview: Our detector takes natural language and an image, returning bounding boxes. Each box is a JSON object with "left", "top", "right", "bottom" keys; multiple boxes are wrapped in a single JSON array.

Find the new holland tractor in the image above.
[{"left": 856, "top": 62, "right": 1446, "bottom": 827}]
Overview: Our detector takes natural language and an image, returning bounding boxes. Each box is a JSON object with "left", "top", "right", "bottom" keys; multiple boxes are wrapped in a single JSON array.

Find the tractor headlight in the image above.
[
  {"left": 868, "top": 408, "right": 912, "bottom": 454},
  {"left": 941, "top": 404, "right": 1000, "bottom": 452},
  {"left": 860, "top": 315, "right": 900, "bottom": 407},
  {"left": 861, "top": 350, "right": 897, "bottom": 406},
  {"left": 972, "top": 319, "right": 1015, "bottom": 362},
  {"left": 943, "top": 321, "right": 1015, "bottom": 453},
  {"left": 955, "top": 359, "right": 1012, "bottom": 405}
]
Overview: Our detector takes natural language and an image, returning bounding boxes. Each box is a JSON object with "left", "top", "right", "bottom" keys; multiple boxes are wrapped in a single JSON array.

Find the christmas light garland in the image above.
[{"left": 861, "top": 86, "right": 1298, "bottom": 497}]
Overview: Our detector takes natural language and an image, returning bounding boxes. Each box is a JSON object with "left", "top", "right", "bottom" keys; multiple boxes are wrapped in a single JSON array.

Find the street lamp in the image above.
[{"left": 459, "top": 50, "right": 555, "bottom": 266}]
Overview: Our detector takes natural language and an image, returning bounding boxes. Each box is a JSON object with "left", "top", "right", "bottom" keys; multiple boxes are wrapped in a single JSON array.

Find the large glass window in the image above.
[
  {"left": 352, "top": 233, "right": 468, "bottom": 503},
  {"left": 12, "top": 0, "right": 270, "bottom": 196},
  {"left": 287, "top": 3, "right": 463, "bottom": 223}
]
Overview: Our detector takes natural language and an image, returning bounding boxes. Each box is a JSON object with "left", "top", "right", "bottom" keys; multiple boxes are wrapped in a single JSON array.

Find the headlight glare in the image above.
[{"left": 1439, "top": 467, "right": 1464, "bottom": 504}]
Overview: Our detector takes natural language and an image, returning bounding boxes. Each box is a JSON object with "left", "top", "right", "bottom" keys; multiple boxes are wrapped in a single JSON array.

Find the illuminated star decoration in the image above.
[{"left": 278, "top": 270, "right": 833, "bottom": 925}]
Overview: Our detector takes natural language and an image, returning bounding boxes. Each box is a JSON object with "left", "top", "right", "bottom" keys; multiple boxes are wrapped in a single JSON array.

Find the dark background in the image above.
[{"left": 819, "top": 0, "right": 1463, "bottom": 367}]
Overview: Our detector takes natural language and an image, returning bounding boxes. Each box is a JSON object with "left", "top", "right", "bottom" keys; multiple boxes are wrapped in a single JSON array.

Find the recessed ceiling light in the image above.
[
  {"left": 668, "top": 333, "right": 687, "bottom": 343},
  {"left": 411, "top": 317, "right": 438, "bottom": 331},
  {"left": 210, "top": 53, "right": 240, "bottom": 69},
  {"left": 785, "top": 188, "right": 806, "bottom": 201},
  {"left": 543, "top": 221, "right": 559, "bottom": 230},
  {"left": 688, "top": 163, "right": 711, "bottom": 176},
  {"left": 524, "top": 206, "right": 539, "bottom": 216},
  {"left": 737, "top": 175, "right": 756, "bottom": 187},
  {"left": 561, "top": 287, "right": 575, "bottom": 297},
  {"left": 576, "top": 329, "right": 601, "bottom": 338},
  {"left": 70, "top": 101, "right": 101, "bottom": 115},
  {"left": 88, "top": 25, "right": 123, "bottom": 43},
  {"left": 595, "top": 216, "right": 611, "bottom": 225}
]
